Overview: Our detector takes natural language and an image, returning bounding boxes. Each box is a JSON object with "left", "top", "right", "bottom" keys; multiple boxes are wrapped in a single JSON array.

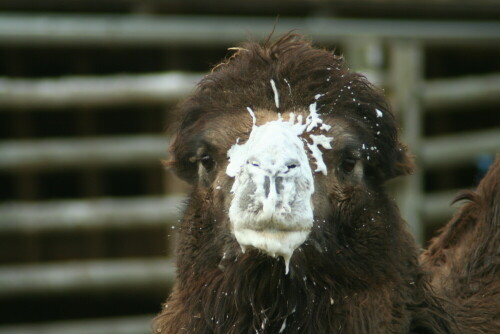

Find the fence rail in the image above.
[
  {"left": 421, "top": 128, "right": 500, "bottom": 169},
  {"left": 421, "top": 189, "right": 461, "bottom": 222},
  {"left": 0, "top": 195, "right": 183, "bottom": 233},
  {"left": 0, "top": 315, "right": 153, "bottom": 334},
  {"left": 0, "top": 258, "right": 175, "bottom": 297},
  {"left": 3, "top": 71, "right": 500, "bottom": 110},
  {"left": 0, "top": 73, "right": 202, "bottom": 109},
  {"left": 0, "top": 135, "right": 168, "bottom": 170},
  {"left": 0, "top": 14, "right": 500, "bottom": 47},
  {"left": 422, "top": 72, "right": 500, "bottom": 110}
]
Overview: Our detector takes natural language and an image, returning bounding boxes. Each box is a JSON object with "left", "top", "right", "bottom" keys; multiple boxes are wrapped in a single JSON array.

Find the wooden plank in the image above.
[
  {"left": 0, "top": 72, "right": 202, "bottom": 109},
  {"left": 343, "top": 37, "right": 385, "bottom": 86},
  {"left": 423, "top": 73, "right": 500, "bottom": 110},
  {"left": 0, "top": 258, "right": 175, "bottom": 297},
  {"left": 389, "top": 39, "right": 425, "bottom": 245},
  {"left": 0, "top": 195, "right": 184, "bottom": 233},
  {"left": 0, "top": 135, "right": 169, "bottom": 170},
  {"left": 421, "top": 189, "right": 461, "bottom": 223},
  {"left": 421, "top": 128, "right": 500, "bottom": 169},
  {"left": 0, "top": 14, "right": 499, "bottom": 47},
  {"left": 0, "top": 315, "right": 153, "bottom": 334}
]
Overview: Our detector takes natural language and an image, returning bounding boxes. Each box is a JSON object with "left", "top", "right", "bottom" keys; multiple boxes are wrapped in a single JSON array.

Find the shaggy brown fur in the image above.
[
  {"left": 152, "top": 34, "right": 497, "bottom": 334},
  {"left": 421, "top": 158, "right": 500, "bottom": 333}
]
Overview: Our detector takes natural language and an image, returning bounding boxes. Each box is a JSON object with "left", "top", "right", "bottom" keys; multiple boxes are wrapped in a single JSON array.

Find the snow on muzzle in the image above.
[{"left": 226, "top": 108, "right": 330, "bottom": 273}]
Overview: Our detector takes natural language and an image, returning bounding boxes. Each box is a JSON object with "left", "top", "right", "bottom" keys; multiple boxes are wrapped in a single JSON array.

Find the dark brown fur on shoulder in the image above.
[
  {"left": 421, "top": 158, "right": 500, "bottom": 333},
  {"left": 154, "top": 34, "right": 458, "bottom": 334}
]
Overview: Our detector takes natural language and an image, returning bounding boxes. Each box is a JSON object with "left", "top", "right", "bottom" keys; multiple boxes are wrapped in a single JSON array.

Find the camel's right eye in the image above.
[{"left": 200, "top": 154, "right": 215, "bottom": 171}]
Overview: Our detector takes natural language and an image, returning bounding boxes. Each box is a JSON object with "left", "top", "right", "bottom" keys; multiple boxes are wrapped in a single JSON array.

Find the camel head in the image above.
[{"left": 167, "top": 34, "right": 413, "bottom": 276}]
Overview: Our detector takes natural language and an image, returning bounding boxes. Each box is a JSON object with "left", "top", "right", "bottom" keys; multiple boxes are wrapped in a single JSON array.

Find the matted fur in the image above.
[
  {"left": 152, "top": 34, "right": 480, "bottom": 333},
  {"left": 421, "top": 158, "right": 500, "bottom": 333}
]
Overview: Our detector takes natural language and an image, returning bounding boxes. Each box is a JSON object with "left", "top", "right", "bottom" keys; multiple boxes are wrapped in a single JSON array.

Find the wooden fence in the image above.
[{"left": 0, "top": 13, "right": 499, "bottom": 334}]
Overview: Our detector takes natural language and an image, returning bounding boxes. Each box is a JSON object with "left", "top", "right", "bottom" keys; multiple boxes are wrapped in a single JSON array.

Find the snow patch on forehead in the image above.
[
  {"left": 226, "top": 109, "right": 309, "bottom": 180},
  {"left": 228, "top": 108, "right": 302, "bottom": 174},
  {"left": 270, "top": 79, "right": 280, "bottom": 109},
  {"left": 227, "top": 103, "right": 333, "bottom": 179}
]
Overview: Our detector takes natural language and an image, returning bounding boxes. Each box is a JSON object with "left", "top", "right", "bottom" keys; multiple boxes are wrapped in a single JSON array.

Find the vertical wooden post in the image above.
[
  {"left": 343, "top": 37, "right": 384, "bottom": 86},
  {"left": 389, "top": 40, "right": 424, "bottom": 246}
]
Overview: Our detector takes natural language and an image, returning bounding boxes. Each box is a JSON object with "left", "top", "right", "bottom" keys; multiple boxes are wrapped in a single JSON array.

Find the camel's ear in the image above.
[
  {"left": 385, "top": 142, "right": 414, "bottom": 180},
  {"left": 164, "top": 157, "right": 199, "bottom": 184},
  {"left": 164, "top": 135, "right": 200, "bottom": 184},
  {"left": 166, "top": 153, "right": 198, "bottom": 184}
]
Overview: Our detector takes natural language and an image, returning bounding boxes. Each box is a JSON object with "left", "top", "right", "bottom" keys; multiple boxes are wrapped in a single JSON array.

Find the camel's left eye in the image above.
[
  {"left": 200, "top": 154, "right": 215, "bottom": 171},
  {"left": 341, "top": 157, "right": 357, "bottom": 173}
]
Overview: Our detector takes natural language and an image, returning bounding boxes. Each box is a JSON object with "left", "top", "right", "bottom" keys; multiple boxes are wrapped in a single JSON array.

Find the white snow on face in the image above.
[
  {"left": 307, "top": 134, "right": 333, "bottom": 175},
  {"left": 226, "top": 100, "right": 333, "bottom": 273},
  {"left": 227, "top": 115, "right": 314, "bottom": 273},
  {"left": 305, "top": 95, "right": 333, "bottom": 175}
]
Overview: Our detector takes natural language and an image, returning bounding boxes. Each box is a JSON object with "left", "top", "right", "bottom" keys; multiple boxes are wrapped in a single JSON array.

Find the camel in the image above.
[{"left": 153, "top": 34, "right": 499, "bottom": 334}]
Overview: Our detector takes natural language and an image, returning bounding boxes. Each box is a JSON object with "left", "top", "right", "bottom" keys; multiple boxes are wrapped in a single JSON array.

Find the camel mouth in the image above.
[{"left": 233, "top": 227, "right": 311, "bottom": 274}]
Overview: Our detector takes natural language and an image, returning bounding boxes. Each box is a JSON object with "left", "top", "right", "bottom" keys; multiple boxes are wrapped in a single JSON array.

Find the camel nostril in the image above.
[
  {"left": 275, "top": 176, "right": 283, "bottom": 194},
  {"left": 264, "top": 176, "right": 270, "bottom": 198}
]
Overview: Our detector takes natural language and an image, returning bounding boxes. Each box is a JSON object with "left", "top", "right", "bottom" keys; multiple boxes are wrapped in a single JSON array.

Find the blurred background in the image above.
[{"left": 0, "top": 1, "right": 499, "bottom": 333}]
